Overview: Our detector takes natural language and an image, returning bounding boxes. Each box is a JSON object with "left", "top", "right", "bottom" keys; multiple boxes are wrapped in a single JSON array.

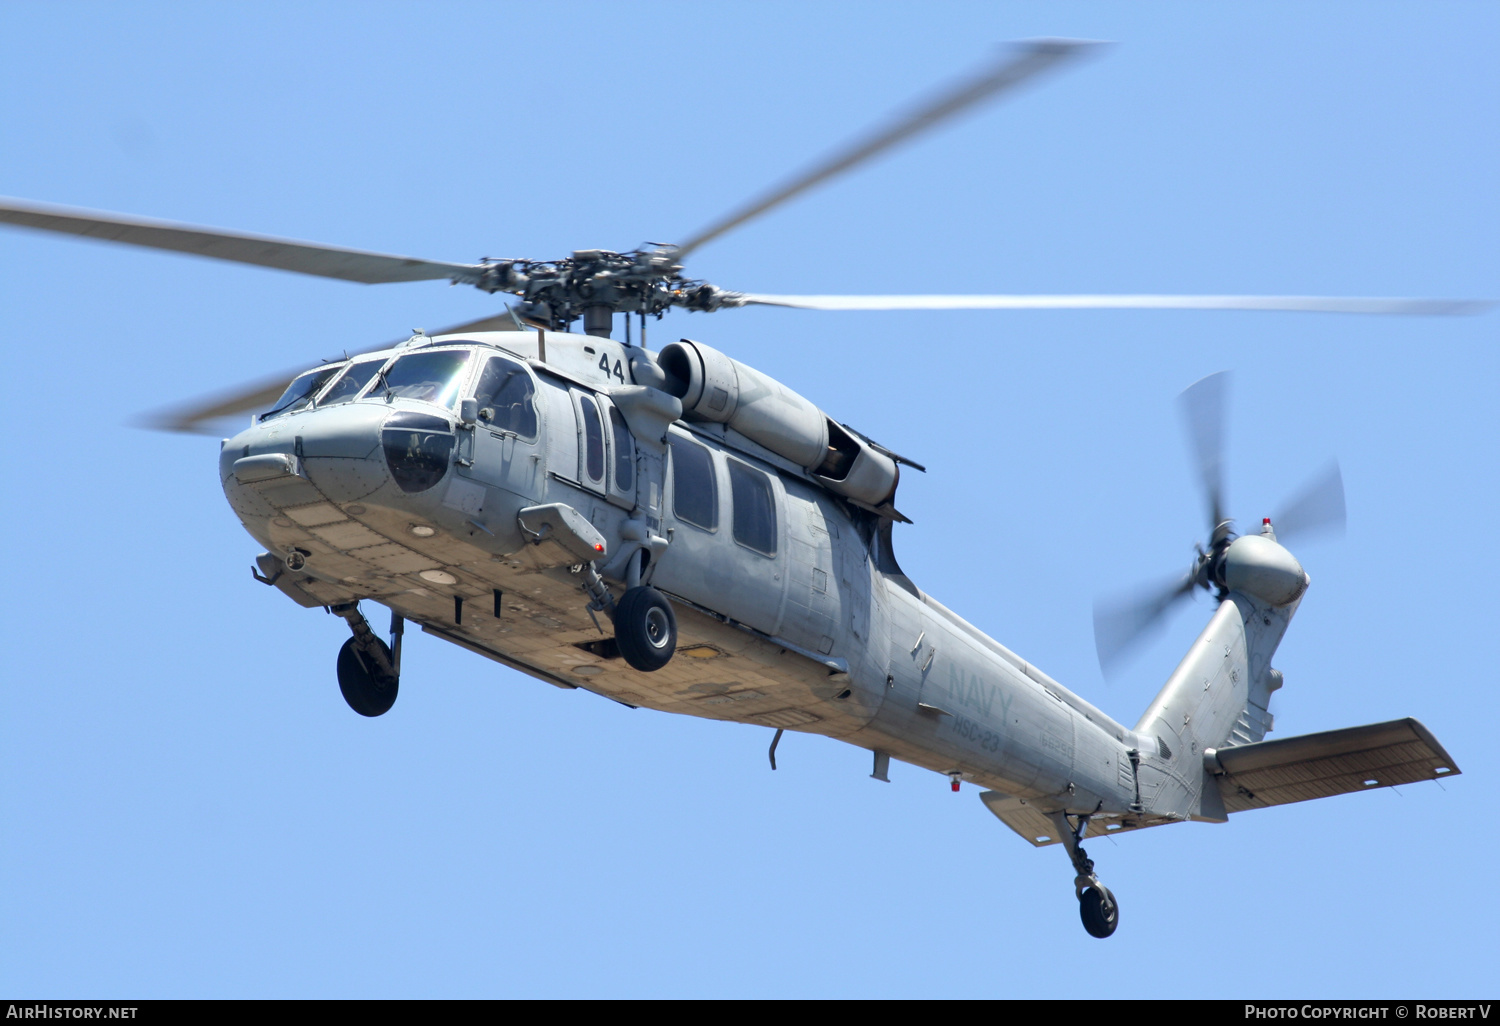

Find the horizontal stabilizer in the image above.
[
  {"left": 1209, "top": 717, "right": 1459, "bottom": 814},
  {"left": 978, "top": 791, "right": 1180, "bottom": 848}
]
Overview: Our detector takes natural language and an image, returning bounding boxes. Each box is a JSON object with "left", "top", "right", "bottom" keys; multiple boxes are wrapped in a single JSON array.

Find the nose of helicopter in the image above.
[{"left": 221, "top": 402, "right": 405, "bottom": 507}]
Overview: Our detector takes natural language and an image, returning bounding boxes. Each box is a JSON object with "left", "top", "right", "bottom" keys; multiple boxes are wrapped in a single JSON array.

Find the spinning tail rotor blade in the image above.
[
  {"left": 1092, "top": 573, "right": 1198, "bottom": 676},
  {"left": 672, "top": 39, "right": 1100, "bottom": 260},
  {"left": 1178, "top": 371, "right": 1231, "bottom": 536},
  {"left": 0, "top": 197, "right": 486, "bottom": 285},
  {"left": 1094, "top": 380, "right": 1352, "bottom": 678},
  {"left": 1273, "top": 460, "right": 1347, "bottom": 543},
  {"left": 729, "top": 294, "right": 1492, "bottom": 315}
]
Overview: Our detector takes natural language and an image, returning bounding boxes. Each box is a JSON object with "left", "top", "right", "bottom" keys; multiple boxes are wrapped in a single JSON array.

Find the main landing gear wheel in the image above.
[
  {"left": 613, "top": 586, "right": 677, "bottom": 672},
  {"left": 1050, "top": 810, "right": 1121, "bottom": 939},
  {"left": 1079, "top": 885, "right": 1119, "bottom": 939},
  {"left": 337, "top": 636, "right": 398, "bottom": 717}
]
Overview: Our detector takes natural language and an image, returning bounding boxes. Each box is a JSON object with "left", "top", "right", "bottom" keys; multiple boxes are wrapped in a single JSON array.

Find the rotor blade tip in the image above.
[
  {"left": 1434, "top": 299, "right": 1497, "bottom": 316},
  {"left": 1021, "top": 37, "right": 1111, "bottom": 54}
]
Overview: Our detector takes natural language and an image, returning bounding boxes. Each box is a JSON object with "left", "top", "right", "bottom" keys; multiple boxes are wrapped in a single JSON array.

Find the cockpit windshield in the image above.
[
  {"left": 318, "top": 358, "right": 384, "bottom": 406},
  {"left": 261, "top": 365, "right": 342, "bottom": 422},
  {"left": 380, "top": 349, "right": 471, "bottom": 408}
]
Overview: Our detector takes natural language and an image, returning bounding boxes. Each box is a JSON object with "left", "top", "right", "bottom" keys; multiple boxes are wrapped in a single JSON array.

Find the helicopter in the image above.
[{"left": 0, "top": 40, "right": 1471, "bottom": 940}]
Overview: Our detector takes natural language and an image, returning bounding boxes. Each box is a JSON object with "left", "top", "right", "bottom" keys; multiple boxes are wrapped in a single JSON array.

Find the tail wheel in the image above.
[
  {"left": 613, "top": 586, "right": 677, "bottom": 672},
  {"left": 337, "top": 636, "right": 398, "bottom": 716},
  {"left": 1079, "top": 885, "right": 1119, "bottom": 939}
]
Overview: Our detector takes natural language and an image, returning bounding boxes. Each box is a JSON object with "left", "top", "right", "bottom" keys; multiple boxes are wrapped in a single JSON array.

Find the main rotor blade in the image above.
[
  {"left": 141, "top": 313, "right": 527, "bottom": 435},
  {"left": 425, "top": 310, "right": 530, "bottom": 334},
  {"left": 1179, "top": 371, "right": 1231, "bottom": 536},
  {"left": 140, "top": 368, "right": 312, "bottom": 435},
  {"left": 1093, "top": 572, "right": 1198, "bottom": 676},
  {"left": 1273, "top": 460, "right": 1347, "bottom": 543},
  {"left": 729, "top": 293, "right": 1492, "bottom": 315},
  {"left": 0, "top": 197, "right": 486, "bottom": 285},
  {"left": 671, "top": 38, "right": 1099, "bottom": 260}
]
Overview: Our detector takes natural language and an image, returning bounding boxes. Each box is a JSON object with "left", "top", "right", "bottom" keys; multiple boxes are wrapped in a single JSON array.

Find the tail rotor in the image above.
[
  {"left": 1178, "top": 370, "right": 1232, "bottom": 544},
  {"left": 1272, "top": 460, "right": 1347, "bottom": 544},
  {"left": 1092, "top": 372, "right": 1346, "bottom": 676}
]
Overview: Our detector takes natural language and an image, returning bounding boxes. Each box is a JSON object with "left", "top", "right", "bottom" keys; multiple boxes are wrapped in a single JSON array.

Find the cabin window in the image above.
[
  {"left": 381, "top": 349, "right": 471, "bottom": 407},
  {"left": 473, "top": 356, "right": 537, "bottom": 437},
  {"left": 609, "top": 406, "right": 634, "bottom": 491},
  {"left": 579, "top": 394, "right": 605, "bottom": 484},
  {"left": 670, "top": 435, "right": 717, "bottom": 531},
  {"left": 318, "top": 358, "right": 384, "bottom": 406},
  {"left": 261, "top": 365, "right": 342, "bottom": 421},
  {"left": 728, "top": 459, "right": 777, "bottom": 556}
]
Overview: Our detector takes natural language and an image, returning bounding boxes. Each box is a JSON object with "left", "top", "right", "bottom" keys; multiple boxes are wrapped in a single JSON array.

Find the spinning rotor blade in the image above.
[
  {"left": 1092, "top": 573, "right": 1198, "bottom": 676},
  {"left": 1273, "top": 460, "right": 1347, "bottom": 543},
  {"left": 423, "top": 310, "right": 529, "bottom": 334},
  {"left": 141, "top": 371, "right": 300, "bottom": 435},
  {"left": 0, "top": 197, "right": 485, "bottom": 285},
  {"left": 671, "top": 38, "right": 1098, "bottom": 260},
  {"left": 731, "top": 293, "right": 1491, "bottom": 315},
  {"left": 141, "top": 313, "right": 526, "bottom": 434},
  {"left": 1179, "top": 371, "right": 1231, "bottom": 535}
]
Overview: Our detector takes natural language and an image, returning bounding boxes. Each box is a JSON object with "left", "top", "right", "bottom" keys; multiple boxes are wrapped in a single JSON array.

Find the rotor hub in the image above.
[{"left": 474, "top": 246, "right": 741, "bottom": 332}]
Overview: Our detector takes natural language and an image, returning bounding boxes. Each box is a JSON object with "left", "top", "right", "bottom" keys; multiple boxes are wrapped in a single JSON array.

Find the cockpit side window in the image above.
[
  {"left": 473, "top": 356, "right": 537, "bottom": 437},
  {"left": 670, "top": 435, "right": 718, "bottom": 531},
  {"left": 318, "top": 358, "right": 384, "bottom": 406},
  {"left": 381, "top": 349, "right": 471, "bottom": 407},
  {"left": 261, "top": 365, "right": 342, "bottom": 422}
]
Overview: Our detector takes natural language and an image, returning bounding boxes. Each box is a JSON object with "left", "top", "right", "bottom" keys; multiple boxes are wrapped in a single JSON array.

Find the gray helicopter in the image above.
[{"left": 0, "top": 40, "right": 1469, "bottom": 939}]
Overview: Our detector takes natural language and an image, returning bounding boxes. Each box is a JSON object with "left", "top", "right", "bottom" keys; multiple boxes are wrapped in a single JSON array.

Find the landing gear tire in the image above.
[
  {"left": 337, "top": 636, "right": 398, "bottom": 717},
  {"left": 613, "top": 586, "right": 676, "bottom": 672},
  {"left": 1079, "top": 885, "right": 1119, "bottom": 939}
]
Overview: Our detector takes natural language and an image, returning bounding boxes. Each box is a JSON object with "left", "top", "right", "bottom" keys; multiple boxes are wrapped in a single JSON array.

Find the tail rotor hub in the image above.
[{"left": 1193, "top": 520, "right": 1238, "bottom": 595}]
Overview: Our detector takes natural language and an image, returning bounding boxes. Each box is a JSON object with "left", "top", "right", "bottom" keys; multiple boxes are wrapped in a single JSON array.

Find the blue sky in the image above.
[{"left": 1, "top": 2, "right": 1495, "bottom": 998}]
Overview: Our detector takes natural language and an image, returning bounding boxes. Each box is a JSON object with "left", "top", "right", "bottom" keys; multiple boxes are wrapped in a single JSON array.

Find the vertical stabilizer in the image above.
[{"left": 1132, "top": 590, "right": 1297, "bottom": 821}]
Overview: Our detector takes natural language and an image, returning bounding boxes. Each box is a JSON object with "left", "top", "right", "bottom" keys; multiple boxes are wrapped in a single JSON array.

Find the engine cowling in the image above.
[{"left": 658, "top": 339, "right": 899, "bottom": 507}]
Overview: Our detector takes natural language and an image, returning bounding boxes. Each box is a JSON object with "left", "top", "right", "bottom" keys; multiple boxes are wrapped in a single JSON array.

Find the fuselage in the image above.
[{"left": 222, "top": 329, "right": 1149, "bottom": 814}]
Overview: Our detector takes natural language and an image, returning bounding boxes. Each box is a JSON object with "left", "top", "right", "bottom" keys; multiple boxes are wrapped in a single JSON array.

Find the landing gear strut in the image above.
[
  {"left": 331, "top": 602, "right": 401, "bottom": 717},
  {"left": 576, "top": 562, "right": 677, "bottom": 673},
  {"left": 1050, "top": 811, "right": 1120, "bottom": 939}
]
